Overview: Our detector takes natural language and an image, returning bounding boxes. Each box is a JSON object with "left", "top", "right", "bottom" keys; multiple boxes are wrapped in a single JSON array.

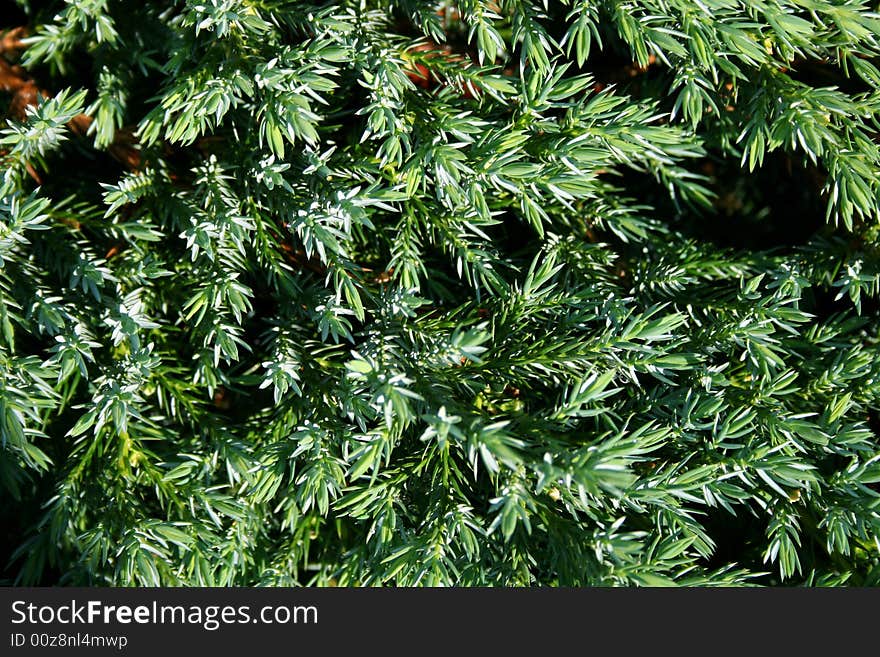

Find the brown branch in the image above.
[{"left": 0, "top": 27, "right": 28, "bottom": 55}]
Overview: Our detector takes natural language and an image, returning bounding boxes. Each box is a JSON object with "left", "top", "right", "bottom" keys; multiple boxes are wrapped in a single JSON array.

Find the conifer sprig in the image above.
[{"left": 1, "top": 0, "right": 879, "bottom": 586}]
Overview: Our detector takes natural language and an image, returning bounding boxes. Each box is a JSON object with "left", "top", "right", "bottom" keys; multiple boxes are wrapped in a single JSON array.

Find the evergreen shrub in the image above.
[{"left": 2, "top": 0, "right": 880, "bottom": 586}]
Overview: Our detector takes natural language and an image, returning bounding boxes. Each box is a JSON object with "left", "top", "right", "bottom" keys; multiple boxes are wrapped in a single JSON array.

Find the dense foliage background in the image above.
[{"left": 2, "top": 0, "right": 880, "bottom": 586}]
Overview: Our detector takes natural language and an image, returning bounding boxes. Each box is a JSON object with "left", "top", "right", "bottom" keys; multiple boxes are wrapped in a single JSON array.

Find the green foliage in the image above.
[{"left": 2, "top": 0, "right": 880, "bottom": 587}]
